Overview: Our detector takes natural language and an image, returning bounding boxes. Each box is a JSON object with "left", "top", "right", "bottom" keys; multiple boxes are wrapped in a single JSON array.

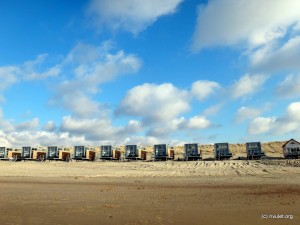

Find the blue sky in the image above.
[{"left": 1, "top": 0, "right": 300, "bottom": 147}]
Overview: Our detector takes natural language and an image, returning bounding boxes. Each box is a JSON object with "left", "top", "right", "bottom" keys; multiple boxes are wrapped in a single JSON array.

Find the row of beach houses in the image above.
[{"left": 0, "top": 139, "right": 299, "bottom": 162}]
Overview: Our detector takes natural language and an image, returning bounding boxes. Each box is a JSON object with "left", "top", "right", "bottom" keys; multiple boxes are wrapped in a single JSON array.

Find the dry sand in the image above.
[{"left": 0, "top": 159, "right": 299, "bottom": 225}]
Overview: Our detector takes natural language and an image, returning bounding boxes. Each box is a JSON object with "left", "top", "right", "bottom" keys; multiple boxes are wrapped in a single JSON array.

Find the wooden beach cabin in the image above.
[
  {"left": 184, "top": 144, "right": 201, "bottom": 161},
  {"left": 153, "top": 144, "right": 174, "bottom": 161},
  {"left": 7, "top": 149, "right": 21, "bottom": 161},
  {"left": 47, "top": 146, "right": 59, "bottom": 160},
  {"left": 86, "top": 149, "right": 96, "bottom": 161},
  {"left": 214, "top": 143, "right": 232, "bottom": 160},
  {"left": 32, "top": 149, "right": 47, "bottom": 161},
  {"left": 100, "top": 145, "right": 120, "bottom": 160},
  {"left": 125, "top": 145, "right": 146, "bottom": 160},
  {"left": 58, "top": 149, "right": 71, "bottom": 162},
  {"left": 282, "top": 139, "right": 300, "bottom": 159},
  {"left": 246, "top": 142, "right": 265, "bottom": 160}
]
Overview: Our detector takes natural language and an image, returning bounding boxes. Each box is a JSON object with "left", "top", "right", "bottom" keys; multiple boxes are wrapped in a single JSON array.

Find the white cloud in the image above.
[
  {"left": 52, "top": 42, "right": 142, "bottom": 117},
  {"left": 276, "top": 74, "right": 300, "bottom": 98},
  {"left": 60, "top": 115, "right": 141, "bottom": 142},
  {"left": 87, "top": 0, "right": 183, "bottom": 34},
  {"left": 117, "top": 83, "right": 190, "bottom": 123},
  {"left": 235, "top": 106, "right": 263, "bottom": 123},
  {"left": 251, "top": 36, "right": 300, "bottom": 72},
  {"left": 123, "top": 136, "right": 161, "bottom": 146},
  {"left": 231, "top": 74, "right": 268, "bottom": 99},
  {"left": 118, "top": 83, "right": 214, "bottom": 138},
  {"left": 192, "top": 0, "right": 300, "bottom": 51},
  {"left": 202, "top": 103, "right": 223, "bottom": 116},
  {"left": 285, "top": 102, "right": 300, "bottom": 121},
  {"left": 248, "top": 102, "right": 300, "bottom": 135},
  {"left": 146, "top": 117, "right": 186, "bottom": 137},
  {"left": 0, "top": 66, "right": 19, "bottom": 102},
  {"left": 15, "top": 118, "right": 39, "bottom": 131},
  {"left": 186, "top": 115, "right": 211, "bottom": 129},
  {"left": 248, "top": 117, "right": 276, "bottom": 135},
  {"left": 22, "top": 54, "right": 60, "bottom": 80},
  {"left": 55, "top": 90, "right": 102, "bottom": 118},
  {"left": 43, "top": 121, "right": 57, "bottom": 132},
  {"left": 191, "top": 80, "right": 220, "bottom": 101},
  {"left": 65, "top": 43, "right": 141, "bottom": 84},
  {"left": 60, "top": 116, "right": 116, "bottom": 140},
  {"left": 3, "top": 131, "right": 87, "bottom": 148},
  {"left": 0, "top": 130, "right": 11, "bottom": 146},
  {"left": 0, "top": 109, "right": 14, "bottom": 133},
  {"left": 0, "top": 54, "right": 60, "bottom": 103}
]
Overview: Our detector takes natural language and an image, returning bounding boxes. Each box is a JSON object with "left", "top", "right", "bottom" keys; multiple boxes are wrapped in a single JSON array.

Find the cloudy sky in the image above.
[{"left": 1, "top": 0, "right": 300, "bottom": 147}]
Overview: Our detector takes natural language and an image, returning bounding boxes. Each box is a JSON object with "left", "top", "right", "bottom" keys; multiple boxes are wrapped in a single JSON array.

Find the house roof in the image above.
[{"left": 282, "top": 138, "right": 300, "bottom": 147}]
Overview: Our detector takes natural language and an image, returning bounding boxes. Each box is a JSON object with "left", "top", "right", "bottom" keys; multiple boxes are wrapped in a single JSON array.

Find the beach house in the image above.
[{"left": 282, "top": 139, "right": 300, "bottom": 159}]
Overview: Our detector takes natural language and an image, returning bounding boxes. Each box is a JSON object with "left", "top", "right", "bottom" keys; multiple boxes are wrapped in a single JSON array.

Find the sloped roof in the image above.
[{"left": 282, "top": 138, "right": 300, "bottom": 147}]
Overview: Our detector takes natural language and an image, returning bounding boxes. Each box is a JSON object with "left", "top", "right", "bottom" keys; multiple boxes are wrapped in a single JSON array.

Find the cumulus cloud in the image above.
[
  {"left": 251, "top": 36, "right": 300, "bottom": 72},
  {"left": 185, "top": 115, "right": 211, "bottom": 129},
  {"left": 230, "top": 74, "right": 268, "bottom": 99},
  {"left": 117, "top": 82, "right": 214, "bottom": 139},
  {"left": 248, "top": 102, "right": 300, "bottom": 135},
  {"left": 191, "top": 80, "right": 220, "bottom": 101},
  {"left": 0, "top": 109, "right": 14, "bottom": 133},
  {"left": 146, "top": 115, "right": 211, "bottom": 138},
  {"left": 15, "top": 118, "right": 39, "bottom": 131},
  {"left": 191, "top": 0, "right": 300, "bottom": 51},
  {"left": 146, "top": 117, "right": 186, "bottom": 137},
  {"left": 0, "top": 54, "right": 61, "bottom": 103},
  {"left": 0, "top": 130, "right": 11, "bottom": 146},
  {"left": 21, "top": 54, "right": 60, "bottom": 80},
  {"left": 0, "top": 66, "right": 19, "bottom": 91},
  {"left": 60, "top": 115, "right": 141, "bottom": 142},
  {"left": 275, "top": 74, "right": 300, "bottom": 99},
  {"left": 52, "top": 42, "right": 142, "bottom": 117},
  {"left": 248, "top": 117, "right": 276, "bottom": 135},
  {"left": 191, "top": 0, "right": 300, "bottom": 75},
  {"left": 64, "top": 43, "right": 141, "bottom": 85},
  {"left": 2, "top": 131, "right": 88, "bottom": 148},
  {"left": 87, "top": 0, "right": 183, "bottom": 34},
  {"left": 117, "top": 83, "right": 190, "bottom": 124},
  {"left": 123, "top": 135, "right": 161, "bottom": 146},
  {"left": 0, "top": 113, "right": 143, "bottom": 147},
  {"left": 234, "top": 105, "right": 270, "bottom": 123},
  {"left": 43, "top": 121, "right": 57, "bottom": 132},
  {"left": 60, "top": 116, "right": 116, "bottom": 140},
  {"left": 202, "top": 104, "right": 223, "bottom": 116}
]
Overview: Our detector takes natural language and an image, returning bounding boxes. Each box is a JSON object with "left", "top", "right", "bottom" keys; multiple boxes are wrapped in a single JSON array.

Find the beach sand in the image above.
[{"left": 0, "top": 159, "right": 299, "bottom": 225}]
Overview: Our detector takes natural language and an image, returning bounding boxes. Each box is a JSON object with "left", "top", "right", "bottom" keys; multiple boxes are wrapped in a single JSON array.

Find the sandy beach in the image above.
[{"left": 0, "top": 159, "right": 299, "bottom": 225}]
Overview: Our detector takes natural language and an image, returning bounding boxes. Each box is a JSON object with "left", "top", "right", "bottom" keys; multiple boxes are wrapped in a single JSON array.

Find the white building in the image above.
[{"left": 282, "top": 139, "right": 300, "bottom": 159}]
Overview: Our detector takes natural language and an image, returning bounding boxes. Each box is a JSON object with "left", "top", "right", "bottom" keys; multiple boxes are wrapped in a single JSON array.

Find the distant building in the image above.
[
  {"left": 22, "top": 146, "right": 32, "bottom": 159},
  {"left": 282, "top": 139, "right": 300, "bottom": 159},
  {"left": 153, "top": 144, "right": 174, "bottom": 161},
  {"left": 0, "top": 147, "right": 7, "bottom": 159},
  {"left": 100, "top": 145, "right": 120, "bottom": 160},
  {"left": 47, "top": 146, "right": 58, "bottom": 159},
  {"left": 214, "top": 143, "right": 232, "bottom": 160},
  {"left": 246, "top": 142, "right": 265, "bottom": 159},
  {"left": 184, "top": 144, "right": 201, "bottom": 161},
  {"left": 125, "top": 145, "right": 146, "bottom": 160},
  {"left": 73, "top": 146, "right": 86, "bottom": 160}
]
